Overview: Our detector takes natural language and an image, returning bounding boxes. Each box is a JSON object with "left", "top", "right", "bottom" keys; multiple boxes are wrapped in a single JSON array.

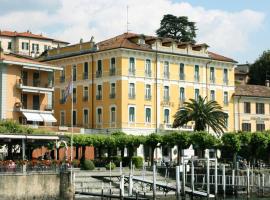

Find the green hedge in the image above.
[
  {"left": 105, "top": 162, "right": 116, "bottom": 170},
  {"left": 132, "top": 156, "right": 143, "bottom": 168},
  {"left": 81, "top": 160, "right": 95, "bottom": 170}
]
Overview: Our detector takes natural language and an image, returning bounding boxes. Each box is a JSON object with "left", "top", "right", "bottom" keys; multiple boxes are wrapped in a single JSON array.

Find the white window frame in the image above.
[
  {"left": 110, "top": 82, "right": 116, "bottom": 94},
  {"left": 195, "top": 88, "right": 200, "bottom": 101},
  {"left": 210, "top": 90, "right": 215, "bottom": 101},
  {"left": 179, "top": 87, "right": 185, "bottom": 101},
  {"left": 129, "top": 57, "right": 136, "bottom": 74},
  {"left": 145, "top": 59, "right": 151, "bottom": 76},
  {"left": 145, "top": 84, "right": 151, "bottom": 99},
  {"left": 164, "top": 108, "right": 170, "bottom": 124},
  {"left": 129, "top": 82, "right": 135, "bottom": 97}
]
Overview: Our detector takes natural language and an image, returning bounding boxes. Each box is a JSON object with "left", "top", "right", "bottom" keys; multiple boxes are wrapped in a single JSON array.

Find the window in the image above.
[
  {"left": 83, "top": 109, "right": 89, "bottom": 125},
  {"left": 60, "top": 89, "right": 65, "bottom": 103},
  {"left": 145, "top": 108, "right": 151, "bottom": 123},
  {"left": 22, "top": 42, "right": 29, "bottom": 50},
  {"left": 244, "top": 102, "right": 251, "bottom": 113},
  {"left": 129, "top": 83, "right": 135, "bottom": 99},
  {"left": 194, "top": 65, "right": 199, "bottom": 81},
  {"left": 223, "top": 69, "right": 228, "bottom": 84},
  {"left": 164, "top": 61, "right": 169, "bottom": 79},
  {"left": 60, "top": 68, "right": 65, "bottom": 83},
  {"left": 224, "top": 115, "right": 228, "bottom": 128},
  {"left": 83, "top": 86, "right": 88, "bottom": 101},
  {"left": 129, "top": 107, "right": 135, "bottom": 122},
  {"left": 180, "top": 63, "right": 185, "bottom": 80},
  {"left": 73, "top": 88, "right": 76, "bottom": 103},
  {"left": 60, "top": 111, "right": 65, "bottom": 126},
  {"left": 110, "top": 83, "right": 116, "bottom": 98},
  {"left": 145, "top": 84, "right": 151, "bottom": 100},
  {"left": 129, "top": 57, "right": 135, "bottom": 75},
  {"left": 256, "top": 103, "right": 265, "bottom": 114},
  {"left": 96, "top": 60, "right": 102, "bottom": 77},
  {"left": 31, "top": 43, "right": 39, "bottom": 52},
  {"left": 180, "top": 87, "right": 185, "bottom": 101},
  {"left": 164, "top": 109, "right": 170, "bottom": 124},
  {"left": 97, "top": 85, "right": 102, "bottom": 100},
  {"left": 44, "top": 45, "right": 48, "bottom": 51},
  {"left": 210, "top": 67, "right": 215, "bottom": 83},
  {"left": 164, "top": 86, "right": 169, "bottom": 101},
  {"left": 72, "top": 110, "right": 77, "bottom": 126},
  {"left": 242, "top": 123, "right": 251, "bottom": 132},
  {"left": 72, "top": 65, "right": 77, "bottom": 81},
  {"left": 110, "top": 58, "right": 116, "bottom": 75},
  {"left": 145, "top": 59, "right": 151, "bottom": 77},
  {"left": 83, "top": 62, "right": 88, "bottom": 79},
  {"left": 224, "top": 91, "right": 228, "bottom": 105},
  {"left": 97, "top": 108, "right": 102, "bottom": 124},
  {"left": 195, "top": 89, "right": 200, "bottom": 101},
  {"left": 210, "top": 90, "right": 215, "bottom": 101},
  {"left": 8, "top": 42, "right": 12, "bottom": 50},
  {"left": 256, "top": 123, "right": 265, "bottom": 131},
  {"left": 111, "top": 107, "right": 116, "bottom": 123}
]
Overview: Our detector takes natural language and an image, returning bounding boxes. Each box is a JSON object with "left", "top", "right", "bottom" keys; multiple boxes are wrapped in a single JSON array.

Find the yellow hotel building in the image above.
[{"left": 41, "top": 33, "right": 237, "bottom": 134}]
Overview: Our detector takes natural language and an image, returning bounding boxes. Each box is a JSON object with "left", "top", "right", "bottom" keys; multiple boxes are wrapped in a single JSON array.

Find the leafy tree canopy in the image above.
[
  {"left": 248, "top": 50, "right": 270, "bottom": 85},
  {"left": 156, "top": 14, "right": 197, "bottom": 43}
]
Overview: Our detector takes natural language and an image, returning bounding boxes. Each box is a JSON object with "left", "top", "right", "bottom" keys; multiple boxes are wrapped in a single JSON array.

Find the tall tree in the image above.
[
  {"left": 173, "top": 96, "right": 228, "bottom": 135},
  {"left": 156, "top": 14, "right": 197, "bottom": 43},
  {"left": 248, "top": 50, "right": 270, "bottom": 85}
]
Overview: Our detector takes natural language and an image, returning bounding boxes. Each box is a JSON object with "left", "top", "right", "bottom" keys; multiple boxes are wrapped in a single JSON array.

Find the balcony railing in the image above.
[
  {"left": 128, "top": 93, "right": 136, "bottom": 99},
  {"left": 109, "top": 68, "right": 116, "bottom": 76},
  {"left": 83, "top": 96, "right": 88, "bottom": 101},
  {"left": 33, "top": 104, "right": 40, "bottom": 110},
  {"left": 223, "top": 79, "right": 229, "bottom": 85},
  {"left": 194, "top": 75, "right": 200, "bottom": 82},
  {"left": 128, "top": 69, "right": 136, "bottom": 76},
  {"left": 96, "top": 94, "right": 102, "bottom": 100},
  {"left": 17, "top": 79, "right": 53, "bottom": 88},
  {"left": 110, "top": 93, "right": 116, "bottom": 99},
  {"left": 45, "top": 105, "right": 53, "bottom": 111},
  {"left": 145, "top": 70, "right": 152, "bottom": 77},
  {"left": 96, "top": 71, "right": 102, "bottom": 78},
  {"left": 60, "top": 76, "right": 65, "bottom": 83},
  {"left": 224, "top": 100, "right": 229, "bottom": 106},
  {"left": 179, "top": 73, "right": 185, "bottom": 80},
  {"left": 164, "top": 72, "right": 170, "bottom": 79},
  {"left": 145, "top": 95, "right": 151, "bottom": 100},
  {"left": 73, "top": 97, "right": 76, "bottom": 103},
  {"left": 83, "top": 72, "right": 88, "bottom": 80},
  {"left": 164, "top": 96, "right": 170, "bottom": 102},
  {"left": 210, "top": 77, "right": 215, "bottom": 84}
]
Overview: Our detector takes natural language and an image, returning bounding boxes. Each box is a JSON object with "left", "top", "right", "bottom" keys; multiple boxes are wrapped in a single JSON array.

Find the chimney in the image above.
[{"left": 266, "top": 80, "right": 270, "bottom": 87}]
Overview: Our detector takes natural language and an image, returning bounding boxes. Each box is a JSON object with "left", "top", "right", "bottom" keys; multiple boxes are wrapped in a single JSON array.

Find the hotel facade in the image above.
[
  {"left": 41, "top": 33, "right": 237, "bottom": 134},
  {"left": 0, "top": 52, "right": 61, "bottom": 125}
]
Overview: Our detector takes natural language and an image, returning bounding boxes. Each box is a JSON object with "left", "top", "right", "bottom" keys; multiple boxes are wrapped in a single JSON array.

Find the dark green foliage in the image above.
[
  {"left": 111, "top": 156, "right": 122, "bottom": 167},
  {"left": 72, "top": 159, "right": 80, "bottom": 168},
  {"left": 173, "top": 96, "right": 228, "bottom": 135},
  {"left": 105, "top": 162, "right": 116, "bottom": 170},
  {"left": 81, "top": 160, "right": 95, "bottom": 170},
  {"left": 156, "top": 14, "right": 197, "bottom": 43},
  {"left": 248, "top": 50, "right": 270, "bottom": 85},
  {"left": 132, "top": 156, "right": 144, "bottom": 168}
]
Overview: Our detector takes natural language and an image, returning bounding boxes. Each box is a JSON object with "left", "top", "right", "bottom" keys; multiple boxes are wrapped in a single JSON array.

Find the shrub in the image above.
[
  {"left": 81, "top": 160, "right": 95, "bottom": 170},
  {"left": 132, "top": 156, "right": 144, "bottom": 168},
  {"left": 122, "top": 157, "right": 131, "bottom": 167},
  {"left": 105, "top": 162, "right": 116, "bottom": 170},
  {"left": 111, "top": 156, "right": 122, "bottom": 167},
  {"left": 93, "top": 158, "right": 107, "bottom": 167},
  {"left": 72, "top": 159, "right": 80, "bottom": 168}
]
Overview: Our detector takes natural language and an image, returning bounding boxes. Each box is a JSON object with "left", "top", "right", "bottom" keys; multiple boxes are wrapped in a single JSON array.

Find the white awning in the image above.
[
  {"left": 23, "top": 112, "right": 43, "bottom": 122},
  {"left": 40, "top": 113, "right": 57, "bottom": 123}
]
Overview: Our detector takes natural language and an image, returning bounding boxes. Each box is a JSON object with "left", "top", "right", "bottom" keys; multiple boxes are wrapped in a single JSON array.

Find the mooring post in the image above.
[
  {"left": 232, "top": 169, "right": 235, "bottom": 195},
  {"left": 191, "top": 159, "right": 195, "bottom": 194},
  {"left": 153, "top": 163, "right": 157, "bottom": 200},
  {"left": 128, "top": 173, "right": 133, "bottom": 196},
  {"left": 101, "top": 182, "right": 104, "bottom": 200},
  {"left": 120, "top": 174, "right": 125, "bottom": 198},
  {"left": 262, "top": 174, "right": 265, "bottom": 196},
  {"left": 247, "top": 167, "right": 250, "bottom": 197},
  {"left": 215, "top": 158, "right": 218, "bottom": 198},
  {"left": 181, "top": 157, "right": 186, "bottom": 197},
  {"left": 176, "top": 166, "right": 180, "bottom": 200},
  {"left": 222, "top": 164, "right": 226, "bottom": 198},
  {"left": 206, "top": 157, "right": 210, "bottom": 199},
  {"left": 251, "top": 167, "right": 254, "bottom": 193},
  {"left": 258, "top": 174, "right": 261, "bottom": 195},
  {"left": 120, "top": 161, "right": 122, "bottom": 175}
]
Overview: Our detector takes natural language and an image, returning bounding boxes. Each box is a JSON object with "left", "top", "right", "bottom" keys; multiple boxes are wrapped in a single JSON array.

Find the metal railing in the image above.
[
  {"left": 83, "top": 72, "right": 88, "bottom": 80},
  {"left": 96, "top": 71, "right": 102, "bottom": 78},
  {"left": 128, "top": 69, "right": 136, "bottom": 76},
  {"left": 128, "top": 93, "right": 136, "bottom": 99},
  {"left": 109, "top": 68, "right": 116, "bottom": 76},
  {"left": 109, "top": 93, "right": 115, "bottom": 99}
]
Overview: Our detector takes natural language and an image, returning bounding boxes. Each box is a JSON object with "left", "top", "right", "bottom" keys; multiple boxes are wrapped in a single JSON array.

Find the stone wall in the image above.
[{"left": 0, "top": 172, "right": 73, "bottom": 200}]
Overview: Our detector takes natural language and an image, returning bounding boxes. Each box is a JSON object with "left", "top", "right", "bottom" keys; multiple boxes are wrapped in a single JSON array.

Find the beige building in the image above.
[
  {"left": 234, "top": 84, "right": 270, "bottom": 132},
  {"left": 0, "top": 30, "right": 69, "bottom": 57},
  {"left": 0, "top": 51, "right": 62, "bottom": 125},
  {"left": 235, "top": 64, "right": 250, "bottom": 85}
]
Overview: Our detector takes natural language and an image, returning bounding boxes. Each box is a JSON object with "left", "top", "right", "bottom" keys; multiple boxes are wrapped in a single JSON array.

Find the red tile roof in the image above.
[
  {"left": 0, "top": 30, "right": 69, "bottom": 44},
  {"left": 235, "top": 84, "right": 270, "bottom": 98}
]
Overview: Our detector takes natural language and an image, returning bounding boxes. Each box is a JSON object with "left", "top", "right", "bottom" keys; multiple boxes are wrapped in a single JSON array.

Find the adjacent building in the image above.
[
  {"left": 235, "top": 64, "right": 250, "bottom": 85},
  {"left": 0, "top": 51, "right": 62, "bottom": 125},
  {"left": 234, "top": 84, "right": 270, "bottom": 132},
  {"left": 0, "top": 30, "right": 69, "bottom": 57},
  {"left": 41, "top": 33, "right": 237, "bottom": 134}
]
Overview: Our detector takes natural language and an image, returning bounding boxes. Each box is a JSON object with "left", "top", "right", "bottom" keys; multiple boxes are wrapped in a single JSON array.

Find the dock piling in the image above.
[{"left": 176, "top": 166, "right": 180, "bottom": 200}]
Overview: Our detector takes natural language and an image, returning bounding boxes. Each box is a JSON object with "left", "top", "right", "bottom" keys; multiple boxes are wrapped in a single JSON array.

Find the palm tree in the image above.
[{"left": 173, "top": 95, "right": 228, "bottom": 135}]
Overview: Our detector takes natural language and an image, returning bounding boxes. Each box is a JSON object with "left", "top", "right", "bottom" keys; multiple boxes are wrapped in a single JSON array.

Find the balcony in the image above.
[
  {"left": 223, "top": 79, "right": 229, "bottom": 85},
  {"left": 164, "top": 72, "right": 170, "bottom": 79},
  {"left": 110, "top": 93, "right": 116, "bottom": 99},
  {"left": 83, "top": 96, "right": 88, "bottom": 101},
  {"left": 60, "top": 76, "right": 65, "bottom": 83},
  {"left": 145, "top": 70, "right": 152, "bottom": 78},
  {"left": 45, "top": 105, "right": 53, "bottom": 111},
  {"left": 16, "top": 79, "right": 54, "bottom": 93},
  {"left": 109, "top": 68, "right": 116, "bottom": 76},
  {"left": 179, "top": 73, "right": 185, "bottom": 80},
  {"left": 164, "top": 96, "right": 170, "bottom": 102},
  {"left": 128, "top": 69, "right": 136, "bottom": 76},
  {"left": 83, "top": 72, "right": 88, "bottom": 80},
  {"left": 194, "top": 75, "right": 200, "bottom": 82},
  {"left": 210, "top": 77, "right": 215, "bottom": 84},
  {"left": 96, "top": 94, "right": 102, "bottom": 100},
  {"left": 96, "top": 71, "right": 102, "bottom": 78},
  {"left": 128, "top": 93, "right": 136, "bottom": 99},
  {"left": 145, "top": 95, "right": 152, "bottom": 100}
]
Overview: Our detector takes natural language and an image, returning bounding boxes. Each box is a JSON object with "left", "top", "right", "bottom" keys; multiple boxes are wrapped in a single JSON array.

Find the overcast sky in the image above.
[{"left": 0, "top": 0, "right": 269, "bottom": 63}]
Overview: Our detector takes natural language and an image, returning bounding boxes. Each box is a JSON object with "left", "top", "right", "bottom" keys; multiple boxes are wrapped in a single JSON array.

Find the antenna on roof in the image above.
[{"left": 126, "top": 5, "right": 131, "bottom": 33}]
